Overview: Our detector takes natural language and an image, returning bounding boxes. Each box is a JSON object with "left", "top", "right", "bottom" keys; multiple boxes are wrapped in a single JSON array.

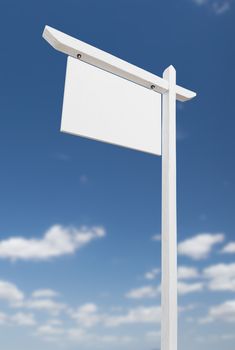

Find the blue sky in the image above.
[{"left": 0, "top": 0, "right": 235, "bottom": 349}]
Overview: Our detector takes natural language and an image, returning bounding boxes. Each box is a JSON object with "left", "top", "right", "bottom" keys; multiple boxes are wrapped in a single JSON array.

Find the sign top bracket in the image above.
[{"left": 43, "top": 25, "right": 196, "bottom": 102}]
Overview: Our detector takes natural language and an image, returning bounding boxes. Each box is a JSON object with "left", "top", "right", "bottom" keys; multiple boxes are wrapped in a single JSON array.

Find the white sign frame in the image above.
[{"left": 43, "top": 25, "right": 196, "bottom": 350}]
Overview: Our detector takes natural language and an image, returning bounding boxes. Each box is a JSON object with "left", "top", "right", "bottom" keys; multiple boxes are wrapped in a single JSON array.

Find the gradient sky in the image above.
[{"left": 0, "top": 0, "right": 235, "bottom": 350}]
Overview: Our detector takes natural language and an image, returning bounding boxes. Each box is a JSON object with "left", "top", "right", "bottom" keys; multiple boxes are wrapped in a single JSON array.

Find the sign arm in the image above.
[{"left": 42, "top": 25, "right": 196, "bottom": 102}]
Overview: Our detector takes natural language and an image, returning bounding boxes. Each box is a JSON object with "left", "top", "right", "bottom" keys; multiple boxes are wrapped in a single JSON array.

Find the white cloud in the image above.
[
  {"left": 126, "top": 285, "right": 159, "bottom": 299},
  {"left": 145, "top": 268, "right": 160, "bottom": 280},
  {"left": 36, "top": 316, "right": 135, "bottom": 345},
  {"left": 203, "top": 263, "right": 235, "bottom": 291},
  {"left": 178, "top": 266, "right": 200, "bottom": 279},
  {"left": 0, "top": 280, "right": 24, "bottom": 304},
  {"left": 178, "top": 281, "right": 204, "bottom": 295},
  {"left": 37, "top": 324, "right": 65, "bottom": 336},
  {"left": 32, "top": 289, "right": 59, "bottom": 299},
  {"left": 69, "top": 303, "right": 161, "bottom": 328},
  {"left": 67, "top": 328, "right": 133, "bottom": 345},
  {"left": 178, "top": 233, "right": 224, "bottom": 260},
  {"left": 0, "top": 225, "right": 106, "bottom": 261},
  {"left": 79, "top": 303, "right": 98, "bottom": 314},
  {"left": 36, "top": 319, "right": 65, "bottom": 340},
  {"left": 70, "top": 303, "right": 101, "bottom": 328},
  {"left": 127, "top": 265, "right": 201, "bottom": 299},
  {"left": 199, "top": 300, "right": 235, "bottom": 323},
  {"left": 0, "top": 311, "right": 36, "bottom": 326},
  {"left": 0, "top": 280, "right": 66, "bottom": 316},
  {"left": 221, "top": 242, "right": 235, "bottom": 254},
  {"left": 21, "top": 298, "right": 67, "bottom": 315},
  {"left": 11, "top": 312, "right": 36, "bottom": 326}
]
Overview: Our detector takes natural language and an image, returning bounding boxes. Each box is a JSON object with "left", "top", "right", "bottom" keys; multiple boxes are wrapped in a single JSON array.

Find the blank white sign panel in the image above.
[{"left": 61, "top": 57, "right": 162, "bottom": 155}]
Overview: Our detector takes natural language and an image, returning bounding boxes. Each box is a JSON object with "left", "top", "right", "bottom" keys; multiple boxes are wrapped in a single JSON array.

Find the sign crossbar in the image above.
[{"left": 43, "top": 26, "right": 196, "bottom": 102}]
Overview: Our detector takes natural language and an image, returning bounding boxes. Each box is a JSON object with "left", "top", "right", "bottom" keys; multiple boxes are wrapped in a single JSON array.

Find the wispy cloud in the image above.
[
  {"left": 177, "top": 127, "right": 188, "bottom": 141},
  {"left": 144, "top": 268, "right": 160, "bottom": 280},
  {"left": 37, "top": 323, "right": 65, "bottom": 336},
  {"left": 213, "top": 1, "right": 231, "bottom": 13},
  {"left": 0, "top": 280, "right": 67, "bottom": 317},
  {"left": 20, "top": 298, "right": 67, "bottom": 316},
  {"left": 32, "top": 289, "right": 59, "bottom": 299},
  {"left": 178, "top": 281, "right": 204, "bottom": 295},
  {"left": 67, "top": 328, "right": 133, "bottom": 345},
  {"left": 151, "top": 234, "right": 161, "bottom": 242},
  {"left": 126, "top": 285, "right": 159, "bottom": 299},
  {"left": 69, "top": 303, "right": 101, "bottom": 328},
  {"left": 178, "top": 266, "right": 200, "bottom": 279},
  {"left": 144, "top": 266, "right": 200, "bottom": 281},
  {"left": 11, "top": 312, "right": 36, "bottom": 326},
  {"left": 0, "top": 225, "right": 106, "bottom": 261},
  {"left": 105, "top": 306, "right": 161, "bottom": 327},
  {"left": 52, "top": 153, "right": 71, "bottom": 162},
  {"left": 146, "top": 329, "right": 161, "bottom": 340},
  {"left": 79, "top": 174, "right": 89, "bottom": 184},
  {"left": 126, "top": 266, "right": 203, "bottom": 299},
  {"left": 125, "top": 258, "right": 235, "bottom": 303},
  {"left": 192, "top": 0, "right": 232, "bottom": 15},
  {"left": 69, "top": 302, "right": 162, "bottom": 328}
]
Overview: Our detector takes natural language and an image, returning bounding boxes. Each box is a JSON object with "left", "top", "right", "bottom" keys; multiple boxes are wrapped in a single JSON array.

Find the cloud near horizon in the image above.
[
  {"left": 0, "top": 311, "right": 36, "bottom": 326},
  {"left": 0, "top": 225, "right": 106, "bottom": 261},
  {"left": 199, "top": 300, "right": 235, "bottom": 324},
  {"left": 32, "top": 289, "right": 59, "bottom": 299}
]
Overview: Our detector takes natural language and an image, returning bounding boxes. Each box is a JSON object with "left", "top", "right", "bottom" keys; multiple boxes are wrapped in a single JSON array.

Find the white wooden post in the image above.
[{"left": 161, "top": 65, "right": 177, "bottom": 350}]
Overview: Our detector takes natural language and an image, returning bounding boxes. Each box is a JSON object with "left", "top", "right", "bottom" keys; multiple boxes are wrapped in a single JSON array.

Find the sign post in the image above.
[
  {"left": 42, "top": 26, "right": 196, "bottom": 350},
  {"left": 161, "top": 66, "right": 177, "bottom": 350}
]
